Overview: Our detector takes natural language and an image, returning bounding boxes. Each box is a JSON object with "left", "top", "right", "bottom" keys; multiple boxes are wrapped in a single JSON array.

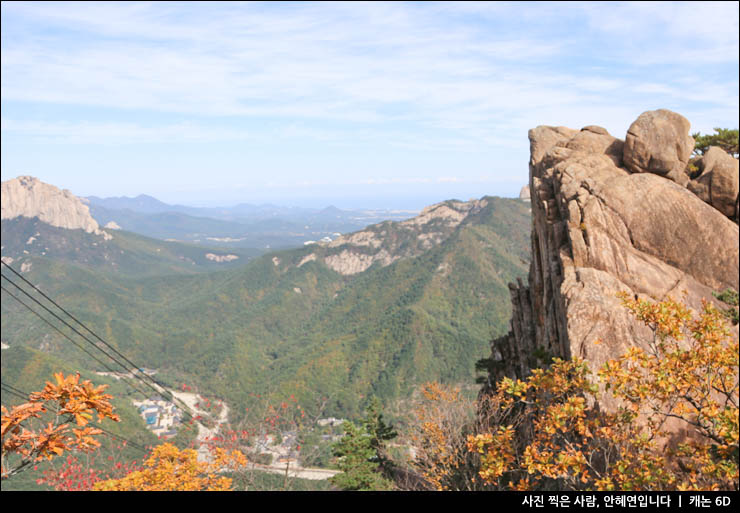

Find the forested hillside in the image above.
[
  {"left": 1, "top": 196, "right": 531, "bottom": 420},
  {"left": 1, "top": 216, "right": 261, "bottom": 277}
]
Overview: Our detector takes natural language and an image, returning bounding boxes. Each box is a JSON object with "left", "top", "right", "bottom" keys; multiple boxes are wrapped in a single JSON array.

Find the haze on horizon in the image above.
[{"left": 1, "top": 1, "right": 738, "bottom": 210}]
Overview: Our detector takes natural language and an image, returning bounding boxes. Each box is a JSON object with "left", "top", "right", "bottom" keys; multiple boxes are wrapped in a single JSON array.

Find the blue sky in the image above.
[{"left": 1, "top": 1, "right": 738, "bottom": 209}]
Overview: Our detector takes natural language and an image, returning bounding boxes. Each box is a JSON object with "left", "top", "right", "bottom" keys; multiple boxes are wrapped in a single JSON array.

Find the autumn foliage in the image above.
[
  {"left": 1, "top": 372, "right": 120, "bottom": 480},
  {"left": 408, "top": 382, "right": 486, "bottom": 490},
  {"left": 467, "top": 294, "right": 739, "bottom": 491},
  {"left": 37, "top": 449, "right": 140, "bottom": 491},
  {"left": 92, "top": 442, "right": 247, "bottom": 491}
]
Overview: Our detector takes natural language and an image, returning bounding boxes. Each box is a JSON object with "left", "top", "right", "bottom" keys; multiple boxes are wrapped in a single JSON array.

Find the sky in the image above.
[{"left": 1, "top": 1, "right": 738, "bottom": 210}]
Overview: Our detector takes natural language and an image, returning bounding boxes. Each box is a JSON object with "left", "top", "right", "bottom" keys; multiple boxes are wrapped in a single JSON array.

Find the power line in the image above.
[
  {"left": 0, "top": 264, "right": 199, "bottom": 422},
  {"left": 0, "top": 261, "right": 223, "bottom": 441},
  {"left": 1, "top": 272, "right": 136, "bottom": 374},
  {"left": 0, "top": 261, "right": 204, "bottom": 423},
  {"left": 1, "top": 382, "right": 30, "bottom": 402},
  {"left": 1, "top": 261, "right": 162, "bottom": 384},
  {"left": 0, "top": 273, "right": 172, "bottom": 406},
  {"left": 0, "top": 284, "right": 155, "bottom": 401}
]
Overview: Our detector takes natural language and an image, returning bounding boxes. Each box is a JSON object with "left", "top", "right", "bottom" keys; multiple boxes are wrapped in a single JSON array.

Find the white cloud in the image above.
[
  {"left": 576, "top": 1, "right": 739, "bottom": 65},
  {"left": 1, "top": 1, "right": 737, "bottom": 153},
  {"left": 1, "top": 118, "right": 256, "bottom": 144}
]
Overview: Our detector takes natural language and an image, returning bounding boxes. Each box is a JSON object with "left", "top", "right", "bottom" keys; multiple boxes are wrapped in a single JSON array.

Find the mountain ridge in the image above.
[
  {"left": 2, "top": 180, "right": 531, "bottom": 418},
  {"left": 84, "top": 192, "right": 420, "bottom": 249},
  {"left": 2, "top": 176, "right": 112, "bottom": 240}
]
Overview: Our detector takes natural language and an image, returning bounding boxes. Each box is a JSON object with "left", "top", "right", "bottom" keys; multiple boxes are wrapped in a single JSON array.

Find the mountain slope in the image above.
[
  {"left": 2, "top": 194, "right": 531, "bottom": 419},
  {"left": 1, "top": 216, "right": 261, "bottom": 277}
]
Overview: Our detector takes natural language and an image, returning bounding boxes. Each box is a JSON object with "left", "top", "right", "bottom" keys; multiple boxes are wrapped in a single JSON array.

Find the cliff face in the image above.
[
  {"left": 485, "top": 110, "right": 739, "bottom": 389},
  {"left": 1, "top": 176, "right": 112, "bottom": 240}
]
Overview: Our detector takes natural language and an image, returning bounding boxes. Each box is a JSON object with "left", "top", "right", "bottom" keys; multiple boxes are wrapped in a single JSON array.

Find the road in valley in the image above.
[{"left": 168, "top": 389, "right": 338, "bottom": 481}]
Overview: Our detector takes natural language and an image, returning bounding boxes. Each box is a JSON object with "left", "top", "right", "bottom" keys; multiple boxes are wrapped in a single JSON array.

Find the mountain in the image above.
[
  {"left": 1, "top": 177, "right": 261, "bottom": 276},
  {"left": 2, "top": 188, "right": 531, "bottom": 419},
  {"left": 86, "top": 205, "right": 269, "bottom": 243},
  {"left": 85, "top": 194, "right": 175, "bottom": 214},
  {"left": 481, "top": 110, "right": 739, "bottom": 397},
  {"left": 85, "top": 194, "right": 416, "bottom": 223},
  {"left": 85, "top": 194, "right": 418, "bottom": 249},
  {"left": 3, "top": 176, "right": 111, "bottom": 239},
  {"left": 86, "top": 194, "right": 298, "bottom": 218}
]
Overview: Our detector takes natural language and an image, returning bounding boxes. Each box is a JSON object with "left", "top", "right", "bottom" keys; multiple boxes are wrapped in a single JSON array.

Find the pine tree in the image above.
[
  {"left": 692, "top": 128, "right": 739, "bottom": 158},
  {"left": 362, "top": 397, "right": 397, "bottom": 460},
  {"left": 329, "top": 398, "right": 396, "bottom": 491}
]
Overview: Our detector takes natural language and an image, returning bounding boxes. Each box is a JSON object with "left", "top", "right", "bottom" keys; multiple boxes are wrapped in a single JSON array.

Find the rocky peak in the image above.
[
  {"left": 519, "top": 185, "right": 531, "bottom": 201},
  {"left": 310, "top": 198, "right": 489, "bottom": 276},
  {"left": 483, "top": 109, "right": 738, "bottom": 395},
  {"left": 1, "top": 176, "right": 112, "bottom": 240},
  {"left": 400, "top": 199, "right": 486, "bottom": 227}
]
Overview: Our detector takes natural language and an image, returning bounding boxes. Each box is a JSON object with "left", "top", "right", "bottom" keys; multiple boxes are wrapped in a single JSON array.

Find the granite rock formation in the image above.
[
  {"left": 484, "top": 110, "right": 739, "bottom": 391},
  {"left": 688, "top": 146, "right": 740, "bottom": 221},
  {"left": 519, "top": 185, "right": 531, "bottom": 201},
  {"left": 317, "top": 199, "right": 489, "bottom": 275},
  {"left": 1, "top": 176, "right": 112, "bottom": 240},
  {"left": 623, "top": 109, "right": 694, "bottom": 186}
]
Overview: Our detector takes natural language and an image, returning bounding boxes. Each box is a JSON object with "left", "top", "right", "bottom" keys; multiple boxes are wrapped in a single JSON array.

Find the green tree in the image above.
[
  {"left": 297, "top": 428, "right": 333, "bottom": 469},
  {"left": 713, "top": 288, "right": 739, "bottom": 325},
  {"left": 692, "top": 128, "right": 739, "bottom": 158},
  {"left": 329, "top": 398, "right": 397, "bottom": 491},
  {"left": 363, "top": 397, "right": 397, "bottom": 460}
]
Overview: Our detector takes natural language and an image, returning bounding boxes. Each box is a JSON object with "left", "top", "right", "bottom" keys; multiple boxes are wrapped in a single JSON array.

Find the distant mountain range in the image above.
[
  {"left": 85, "top": 193, "right": 387, "bottom": 220},
  {"left": 1, "top": 176, "right": 261, "bottom": 276},
  {"left": 85, "top": 194, "right": 419, "bottom": 249}
]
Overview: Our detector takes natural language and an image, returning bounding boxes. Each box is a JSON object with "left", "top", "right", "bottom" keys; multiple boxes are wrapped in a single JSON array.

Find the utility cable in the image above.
[
  {"left": 0, "top": 270, "right": 196, "bottom": 422},
  {"left": 1, "top": 382, "right": 31, "bottom": 401},
  {"left": 0, "top": 277, "right": 210, "bottom": 444},
  {"left": 0, "top": 284, "right": 201, "bottom": 437},
  {"left": 1, "top": 261, "right": 220, "bottom": 432},
  {"left": 0, "top": 284, "right": 155, "bottom": 401},
  {"left": 1, "top": 260, "right": 162, "bottom": 385},
  {"left": 1, "top": 261, "right": 201, "bottom": 422}
]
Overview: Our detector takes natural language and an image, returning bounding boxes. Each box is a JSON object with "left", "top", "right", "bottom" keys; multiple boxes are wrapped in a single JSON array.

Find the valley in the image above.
[
  {"left": 2, "top": 181, "right": 531, "bottom": 420},
  {"left": 1, "top": 176, "right": 532, "bottom": 489}
]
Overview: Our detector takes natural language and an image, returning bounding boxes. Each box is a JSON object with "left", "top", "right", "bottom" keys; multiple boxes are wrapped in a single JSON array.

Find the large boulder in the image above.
[
  {"left": 623, "top": 109, "right": 694, "bottom": 186},
  {"left": 528, "top": 126, "right": 578, "bottom": 168},
  {"left": 688, "top": 146, "right": 739, "bottom": 221},
  {"left": 565, "top": 125, "right": 624, "bottom": 167}
]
